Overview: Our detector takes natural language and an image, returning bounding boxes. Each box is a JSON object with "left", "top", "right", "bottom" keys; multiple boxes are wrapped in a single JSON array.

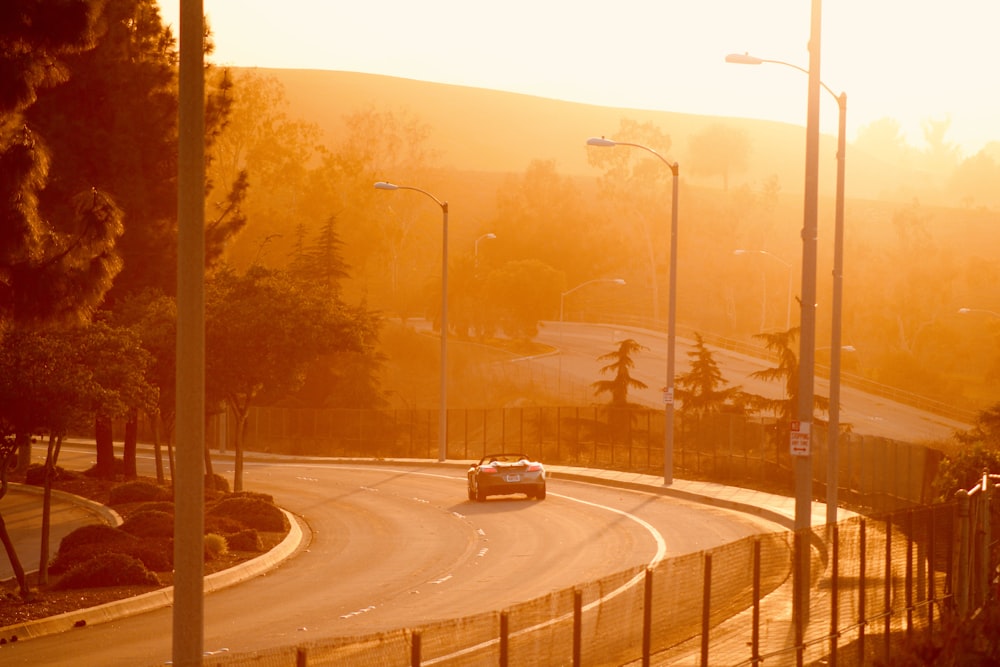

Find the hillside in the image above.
[{"left": 240, "top": 67, "right": 917, "bottom": 201}]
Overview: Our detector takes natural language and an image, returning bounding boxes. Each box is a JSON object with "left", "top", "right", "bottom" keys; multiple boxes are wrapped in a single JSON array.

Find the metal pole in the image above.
[
  {"left": 174, "top": 0, "right": 205, "bottom": 663},
  {"left": 664, "top": 163, "right": 679, "bottom": 485},
  {"left": 827, "top": 92, "right": 847, "bottom": 525},
  {"left": 439, "top": 203, "right": 448, "bottom": 461},
  {"left": 374, "top": 182, "right": 448, "bottom": 461},
  {"left": 584, "top": 137, "right": 676, "bottom": 484},
  {"left": 795, "top": 0, "right": 824, "bottom": 631}
]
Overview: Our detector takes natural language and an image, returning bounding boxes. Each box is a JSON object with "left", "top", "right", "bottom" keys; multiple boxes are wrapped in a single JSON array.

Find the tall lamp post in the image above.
[
  {"left": 728, "top": 1, "right": 824, "bottom": 640},
  {"left": 586, "top": 136, "right": 679, "bottom": 486},
  {"left": 375, "top": 181, "right": 450, "bottom": 462},
  {"left": 559, "top": 277, "right": 626, "bottom": 323},
  {"left": 474, "top": 232, "right": 496, "bottom": 258},
  {"left": 727, "top": 47, "right": 847, "bottom": 527},
  {"left": 733, "top": 249, "right": 793, "bottom": 331}
]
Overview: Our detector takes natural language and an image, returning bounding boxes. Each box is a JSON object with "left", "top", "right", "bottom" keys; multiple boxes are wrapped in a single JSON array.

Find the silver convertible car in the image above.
[{"left": 467, "top": 453, "right": 547, "bottom": 501}]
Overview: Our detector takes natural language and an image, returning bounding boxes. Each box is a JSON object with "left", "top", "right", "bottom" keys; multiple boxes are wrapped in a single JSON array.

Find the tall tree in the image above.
[
  {"left": 592, "top": 338, "right": 648, "bottom": 407},
  {"left": 208, "top": 70, "right": 321, "bottom": 269},
  {"left": 112, "top": 289, "right": 176, "bottom": 482},
  {"left": 0, "top": 0, "right": 123, "bottom": 591},
  {"left": 687, "top": 122, "right": 750, "bottom": 191},
  {"left": 205, "top": 266, "right": 370, "bottom": 490},
  {"left": 491, "top": 159, "right": 610, "bottom": 289},
  {"left": 483, "top": 259, "right": 563, "bottom": 341},
  {"left": 0, "top": 324, "right": 98, "bottom": 589},
  {"left": 675, "top": 332, "right": 745, "bottom": 417},
  {"left": 744, "top": 326, "right": 829, "bottom": 425},
  {"left": 80, "top": 319, "right": 156, "bottom": 479},
  {"left": 0, "top": 0, "right": 123, "bottom": 328},
  {"left": 586, "top": 118, "right": 674, "bottom": 321},
  {"left": 27, "top": 0, "right": 244, "bottom": 300}
]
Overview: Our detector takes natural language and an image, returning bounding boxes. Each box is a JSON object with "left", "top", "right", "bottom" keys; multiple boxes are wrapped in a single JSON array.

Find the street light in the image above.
[
  {"left": 375, "top": 180, "right": 450, "bottom": 462},
  {"left": 728, "top": 48, "right": 847, "bottom": 528},
  {"left": 733, "top": 249, "right": 793, "bottom": 331},
  {"left": 559, "top": 277, "right": 626, "bottom": 322},
  {"left": 474, "top": 232, "right": 496, "bottom": 260},
  {"left": 586, "top": 136, "right": 679, "bottom": 486},
  {"left": 959, "top": 307, "right": 1000, "bottom": 319},
  {"left": 728, "top": 4, "right": 823, "bottom": 639}
]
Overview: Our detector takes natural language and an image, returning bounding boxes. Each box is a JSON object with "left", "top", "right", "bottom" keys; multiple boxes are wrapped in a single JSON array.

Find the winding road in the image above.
[{"left": 3, "top": 451, "right": 781, "bottom": 666}]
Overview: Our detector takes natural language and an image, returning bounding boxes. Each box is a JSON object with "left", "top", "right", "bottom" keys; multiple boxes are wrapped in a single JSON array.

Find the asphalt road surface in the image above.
[{"left": 2, "top": 450, "right": 781, "bottom": 666}]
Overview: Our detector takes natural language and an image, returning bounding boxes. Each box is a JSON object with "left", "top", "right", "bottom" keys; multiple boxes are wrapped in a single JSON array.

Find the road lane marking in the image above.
[{"left": 340, "top": 605, "right": 376, "bottom": 619}]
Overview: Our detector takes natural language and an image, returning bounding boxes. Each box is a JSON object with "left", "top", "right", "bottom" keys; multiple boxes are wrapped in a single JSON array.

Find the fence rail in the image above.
[
  {"left": 203, "top": 499, "right": 999, "bottom": 666},
  {"left": 232, "top": 405, "right": 943, "bottom": 514},
  {"left": 186, "top": 404, "right": 996, "bottom": 665}
]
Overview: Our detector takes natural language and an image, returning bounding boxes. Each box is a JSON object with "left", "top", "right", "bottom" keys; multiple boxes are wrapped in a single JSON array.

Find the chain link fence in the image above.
[
  {"left": 230, "top": 404, "right": 943, "bottom": 513},
  {"left": 200, "top": 496, "right": 1000, "bottom": 666}
]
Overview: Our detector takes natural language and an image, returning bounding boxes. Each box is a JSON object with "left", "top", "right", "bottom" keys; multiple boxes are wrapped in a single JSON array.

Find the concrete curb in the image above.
[
  {"left": 1, "top": 509, "right": 305, "bottom": 641},
  {"left": 10, "top": 482, "right": 123, "bottom": 528}
]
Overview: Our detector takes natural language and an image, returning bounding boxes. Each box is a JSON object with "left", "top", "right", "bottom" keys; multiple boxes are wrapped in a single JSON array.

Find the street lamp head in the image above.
[
  {"left": 586, "top": 136, "right": 617, "bottom": 148},
  {"left": 484, "top": 233, "right": 497, "bottom": 240},
  {"left": 612, "top": 278, "right": 626, "bottom": 285},
  {"left": 733, "top": 249, "right": 749, "bottom": 256},
  {"left": 725, "top": 52, "right": 763, "bottom": 65},
  {"left": 958, "top": 307, "right": 972, "bottom": 314},
  {"left": 374, "top": 181, "right": 398, "bottom": 191}
]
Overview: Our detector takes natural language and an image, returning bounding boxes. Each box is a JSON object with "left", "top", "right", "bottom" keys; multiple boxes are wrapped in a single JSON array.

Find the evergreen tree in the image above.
[
  {"left": 592, "top": 338, "right": 648, "bottom": 407},
  {"left": 26, "top": 0, "right": 245, "bottom": 301},
  {"left": 744, "top": 326, "right": 828, "bottom": 422},
  {"left": 675, "top": 332, "right": 745, "bottom": 417},
  {"left": 0, "top": 0, "right": 123, "bottom": 327}
]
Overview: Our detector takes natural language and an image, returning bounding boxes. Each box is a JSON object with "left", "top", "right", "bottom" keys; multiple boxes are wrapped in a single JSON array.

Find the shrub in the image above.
[
  {"left": 83, "top": 457, "right": 124, "bottom": 478},
  {"left": 109, "top": 480, "right": 171, "bottom": 505},
  {"left": 57, "top": 524, "right": 137, "bottom": 557},
  {"left": 51, "top": 531, "right": 173, "bottom": 574},
  {"left": 135, "top": 501, "right": 174, "bottom": 514},
  {"left": 24, "top": 463, "right": 75, "bottom": 485},
  {"left": 229, "top": 490, "right": 274, "bottom": 504},
  {"left": 932, "top": 441, "right": 1000, "bottom": 502},
  {"left": 127, "top": 540, "right": 173, "bottom": 572},
  {"left": 205, "top": 473, "right": 231, "bottom": 493},
  {"left": 55, "top": 552, "right": 160, "bottom": 590},
  {"left": 204, "top": 533, "right": 228, "bottom": 561},
  {"left": 207, "top": 497, "right": 287, "bottom": 532},
  {"left": 204, "top": 515, "right": 244, "bottom": 535},
  {"left": 225, "top": 528, "right": 263, "bottom": 552},
  {"left": 120, "top": 510, "right": 174, "bottom": 539}
]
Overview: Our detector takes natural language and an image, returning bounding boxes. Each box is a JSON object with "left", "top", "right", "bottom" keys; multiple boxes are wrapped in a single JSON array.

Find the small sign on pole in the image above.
[
  {"left": 790, "top": 420, "right": 811, "bottom": 456},
  {"left": 662, "top": 386, "right": 673, "bottom": 405}
]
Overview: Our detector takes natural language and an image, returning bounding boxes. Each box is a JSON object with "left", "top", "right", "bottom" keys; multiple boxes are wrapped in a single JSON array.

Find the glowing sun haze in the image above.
[{"left": 159, "top": 1, "right": 998, "bottom": 157}]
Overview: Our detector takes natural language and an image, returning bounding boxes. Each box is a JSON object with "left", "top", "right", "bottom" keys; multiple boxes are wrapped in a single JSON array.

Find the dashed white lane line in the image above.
[{"left": 340, "top": 605, "right": 376, "bottom": 619}]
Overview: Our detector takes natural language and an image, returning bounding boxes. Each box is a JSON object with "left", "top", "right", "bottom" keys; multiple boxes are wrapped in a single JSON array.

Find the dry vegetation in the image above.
[{"left": 0, "top": 470, "right": 287, "bottom": 635}]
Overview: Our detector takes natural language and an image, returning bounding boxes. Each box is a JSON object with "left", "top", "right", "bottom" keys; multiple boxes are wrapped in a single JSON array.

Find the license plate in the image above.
[{"left": 505, "top": 474, "right": 520, "bottom": 482}]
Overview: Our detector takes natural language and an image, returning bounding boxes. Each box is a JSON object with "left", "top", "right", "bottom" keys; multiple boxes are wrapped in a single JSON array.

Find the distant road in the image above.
[{"left": 530, "top": 321, "right": 970, "bottom": 442}]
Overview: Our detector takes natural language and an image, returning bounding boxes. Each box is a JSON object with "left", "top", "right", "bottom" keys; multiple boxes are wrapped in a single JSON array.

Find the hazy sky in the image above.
[{"left": 158, "top": 1, "right": 998, "bottom": 157}]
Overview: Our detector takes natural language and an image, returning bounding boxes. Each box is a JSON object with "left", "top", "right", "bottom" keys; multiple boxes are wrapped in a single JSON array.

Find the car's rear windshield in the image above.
[{"left": 484, "top": 455, "right": 528, "bottom": 463}]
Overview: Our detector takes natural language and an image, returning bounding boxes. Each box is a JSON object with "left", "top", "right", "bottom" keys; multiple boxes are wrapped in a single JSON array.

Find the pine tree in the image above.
[
  {"left": 592, "top": 338, "right": 648, "bottom": 407},
  {"left": 675, "top": 332, "right": 745, "bottom": 417}
]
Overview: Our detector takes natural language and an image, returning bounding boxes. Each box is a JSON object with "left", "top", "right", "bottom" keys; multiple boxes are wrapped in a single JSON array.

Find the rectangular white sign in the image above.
[{"left": 790, "top": 420, "right": 811, "bottom": 456}]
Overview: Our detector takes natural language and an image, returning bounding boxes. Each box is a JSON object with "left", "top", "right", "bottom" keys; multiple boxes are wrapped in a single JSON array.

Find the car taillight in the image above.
[
  {"left": 527, "top": 463, "right": 542, "bottom": 472},
  {"left": 480, "top": 466, "right": 497, "bottom": 474}
]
